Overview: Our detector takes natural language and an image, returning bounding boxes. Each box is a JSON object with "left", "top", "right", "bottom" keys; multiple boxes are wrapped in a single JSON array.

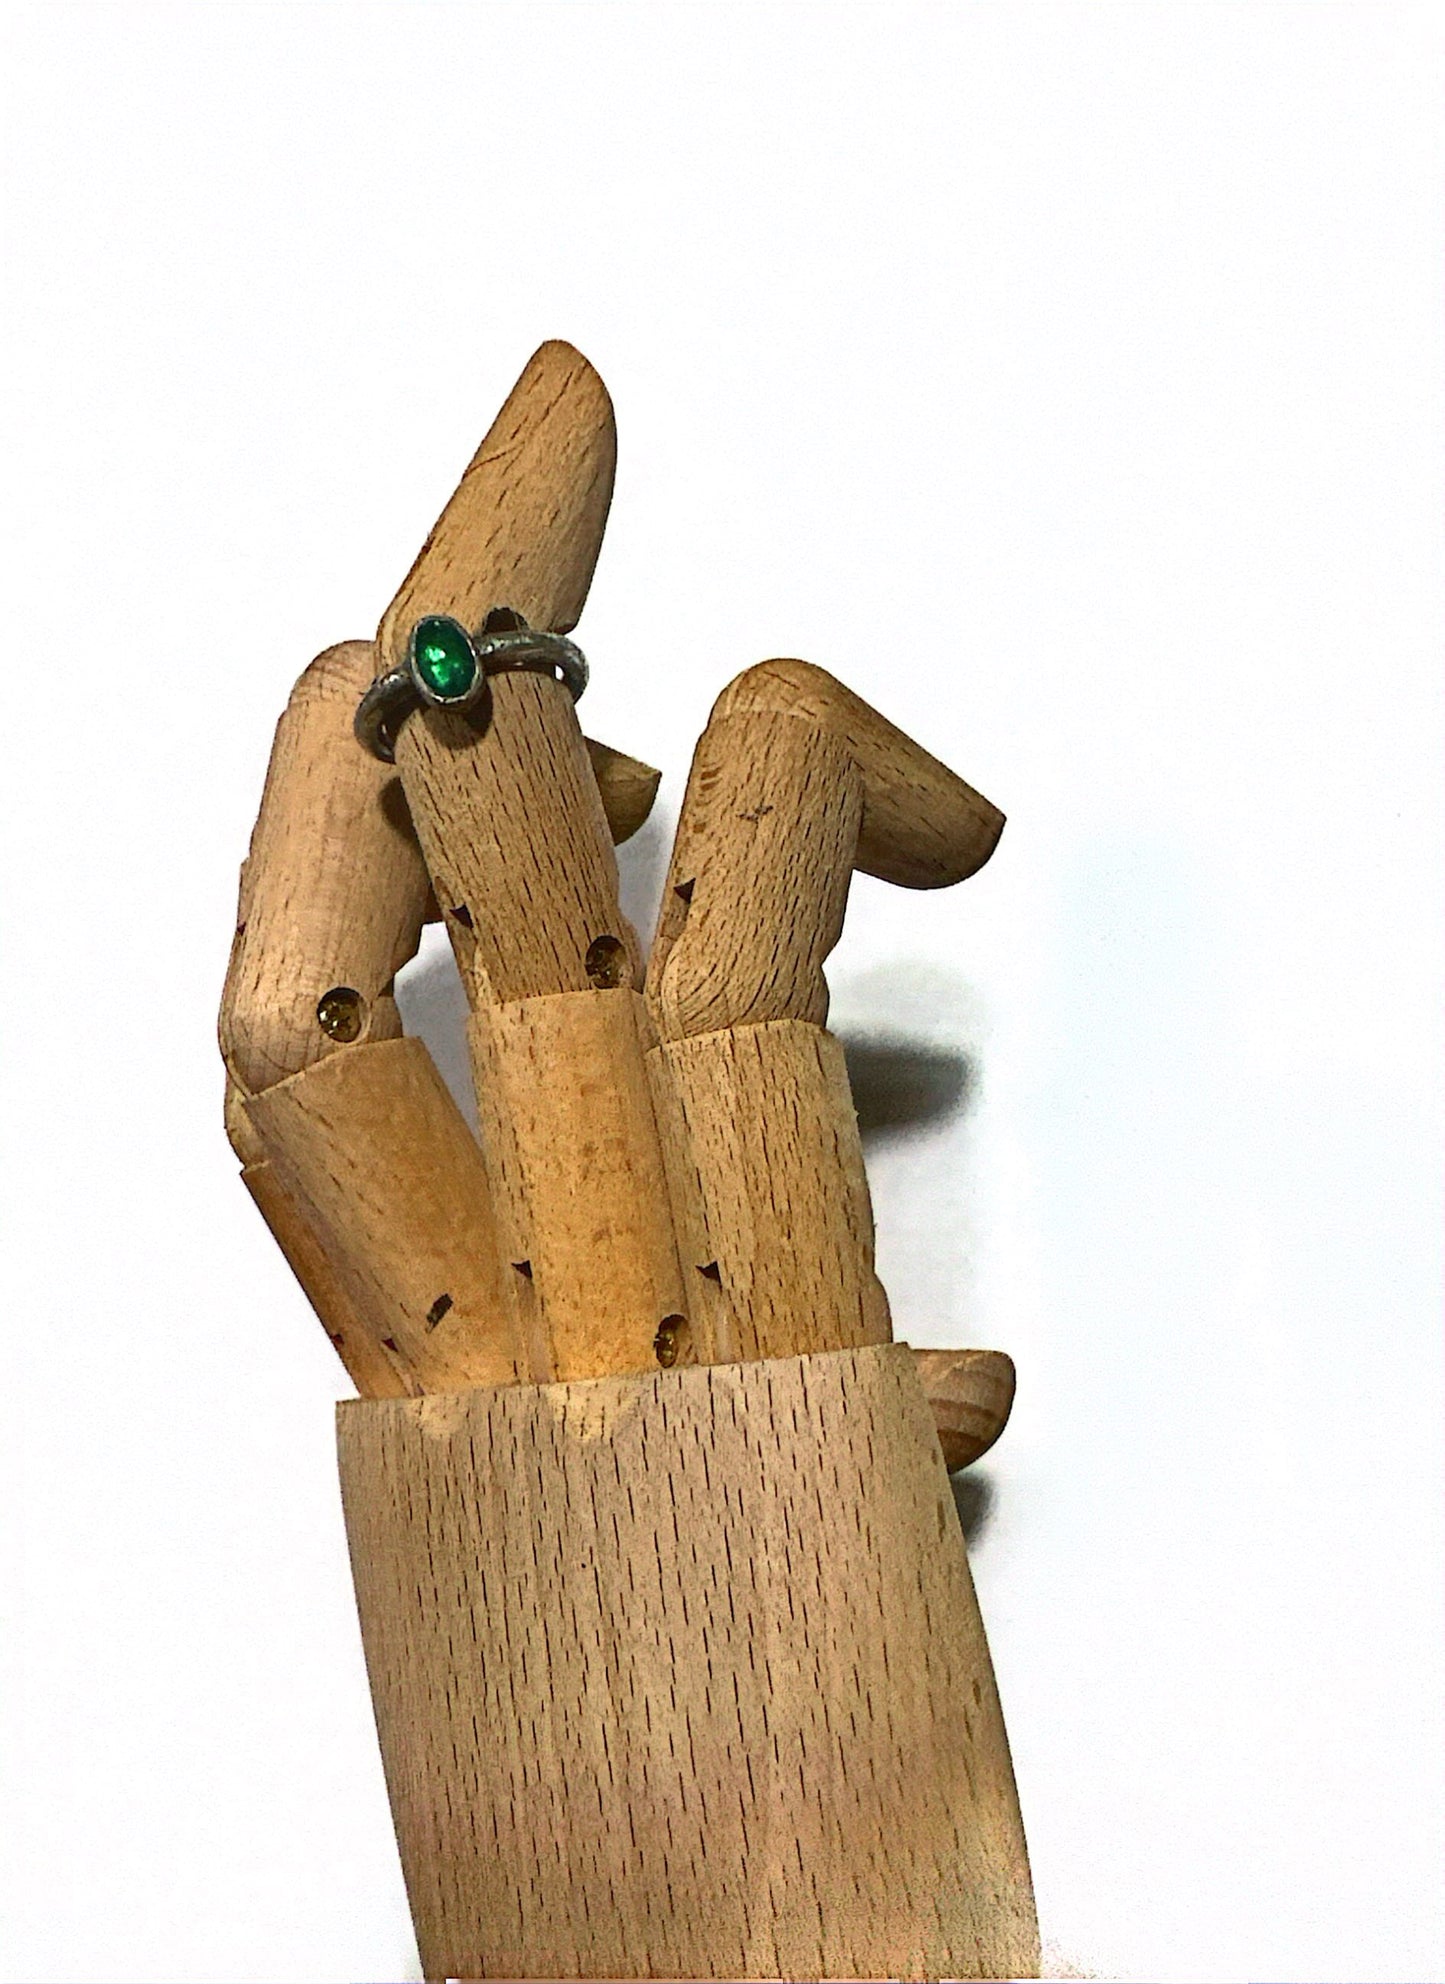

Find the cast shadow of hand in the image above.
[{"left": 840, "top": 1035, "right": 974, "bottom": 1148}]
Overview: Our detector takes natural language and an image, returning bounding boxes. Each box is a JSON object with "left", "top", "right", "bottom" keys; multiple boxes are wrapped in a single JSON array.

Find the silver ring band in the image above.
[
  {"left": 475, "top": 626, "right": 589, "bottom": 702},
  {"left": 354, "top": 617, "right": 588, "bottom": 763},
  {"left": 354, "top": 666, "right": 429, "bottom": 764}
]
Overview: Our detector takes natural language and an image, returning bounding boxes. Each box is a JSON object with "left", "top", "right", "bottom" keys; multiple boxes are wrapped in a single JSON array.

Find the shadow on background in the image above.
[
  {"left": 841, "top": 1036, "right": 975, "bottom": 1145},
  {"left": 951, "top": 1470, "right": 996, "bottom": 1548}
]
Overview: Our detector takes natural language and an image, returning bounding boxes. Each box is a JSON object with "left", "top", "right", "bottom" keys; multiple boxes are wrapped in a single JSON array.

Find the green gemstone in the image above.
[{"left": 411, "top": 615, "right": 478, "bottom": 702}]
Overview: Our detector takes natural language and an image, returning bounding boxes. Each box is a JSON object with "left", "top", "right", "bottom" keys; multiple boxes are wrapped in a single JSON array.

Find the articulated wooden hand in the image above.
[
  {"left": 221, "top": 340, "right": 1039, "bottom": 1982},
  {"left": 220, "top": 341, "right": 1016, "bottom": 1449}
]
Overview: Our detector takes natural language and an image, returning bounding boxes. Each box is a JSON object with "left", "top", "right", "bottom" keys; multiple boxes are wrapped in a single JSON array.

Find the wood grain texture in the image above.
[
  {"left": 647, "top": 659, "right": 1004, "bottom": 1039},
  {"left": 713, "top": 656, "right": 1004, "bottom": 891},
  {"left": 338, "top": 1343, "right": 1038, "bottom": 1981},
  {"left": 586, "top": 737, "right": 660, "bottom": 846},
  {"left": 380, "top": 342, "right": 687, "bottom": 1385},
  {"left": 378, "top": 340, "right": 615, "bottom": 663},
  {"left": 224, "top": 1075, "right": 404, "bottom": 1396},
  {"left": 232, "top": 1043, "right": 1016, "bottom": 1433},
  {"left": 382, "top": 340, "right": 635, "bottom": 1009},
  {"left": 398, "top": 671, "right": 639, "bottom": 1006},
  {"left": 642, "top": 659, "right": 1004, "bottom": 1367},
  {"left": 247, "top": 1036, "right": 522, "bottom": 1392},
  {"left": 218, "top": 636, "right": 655, "bottom": 1083},
  {"left": 648, "top": 1021, "right": 891, "bottom": 1361},
  {"left": 240, "top": 1160, "right": 410, "bottom": 1399},
  {"left": 913, "top": 1348, "right": 1017, "bottom": 1472},
  {"left": 468, "top": 989, "right": 691, "bottom": 1381},
  {"left": 220, "top": 640, "right": 429, "bottom": 1097},
  {"left": 649, "top": 711, "right": 863, "bottom": 1039}
]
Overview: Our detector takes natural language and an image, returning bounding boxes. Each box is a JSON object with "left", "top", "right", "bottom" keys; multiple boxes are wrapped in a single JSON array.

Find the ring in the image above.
[
  {"left": 354, "top": 612, "right": 589, "bottom": 763},
  {"left": 476, "top": 624, "right": 589, "bottom": 703}
]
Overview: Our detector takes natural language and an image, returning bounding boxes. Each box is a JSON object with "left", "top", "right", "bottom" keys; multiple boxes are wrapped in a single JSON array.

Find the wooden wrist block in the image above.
[{"left": 338, "top": 1342, "right": 1039, "bottom": 1981}]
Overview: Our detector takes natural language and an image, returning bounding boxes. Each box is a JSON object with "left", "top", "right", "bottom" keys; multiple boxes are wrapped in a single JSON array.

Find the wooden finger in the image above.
[
  {"left": 912, "top": 1347, "right": 1017, "bottom": 1471},
  {"left": 469, "top": 990, "right": 692, "bottom": 1381},
  {"left": 648, "top": 1021, "right": 891, "bottom": 1362},
  {"left": 378, "top": 340, "right": 615, "bottom": 658},
  {"left": 587, "top": 737, "right": 661, "bottom": 846},
  {"left": 650, "top": 712, "right": 862, "bottom": 1040},
  {"left": 713, "top": 655, "right": 1004, "bottom": 889},
  {"left": 644, "top": 660, "right": 1005, "bottom": 1369},
  {"left": 380, "top": 341, "right": 636, "bottom": 1005},
  {"left": 246, "top": 1037, "right": 524, "bottom": 1391},
  {"left": 649, "top": 660, "right": 1003, "bottom": 1036},
  {"left": 381, "top": 343, "right": 686, "bottom": 1384},
  {"left": 220, "top": 640, "right": 428, "bottom": 1097},
  {"left": 240, "top": 1161, "right": 412, "bottom": 1399},
  {"left": 405, "top": 673, "right": 639, "bottom": 1005},
  {"left": 412, "top": 730, "right": 661, "bottom": 972},
  {"left": 225, "top": 1078, "right": 408, "bottom": 1398}
]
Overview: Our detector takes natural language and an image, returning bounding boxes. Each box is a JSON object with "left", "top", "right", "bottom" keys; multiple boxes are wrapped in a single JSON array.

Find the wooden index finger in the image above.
[{"left": 377, "top": 339, "right": 616, "bottom": 667}]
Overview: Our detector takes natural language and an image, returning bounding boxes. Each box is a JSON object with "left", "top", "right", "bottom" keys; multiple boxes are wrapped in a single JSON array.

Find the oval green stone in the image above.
[{"left": 411, "top": 615, "right": 478, "bottom": 702}]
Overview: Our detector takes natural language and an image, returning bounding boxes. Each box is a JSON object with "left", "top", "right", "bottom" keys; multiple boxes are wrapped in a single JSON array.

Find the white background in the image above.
[{"left": 2, "top": 5, "right": 1442, "bottom": 1981}]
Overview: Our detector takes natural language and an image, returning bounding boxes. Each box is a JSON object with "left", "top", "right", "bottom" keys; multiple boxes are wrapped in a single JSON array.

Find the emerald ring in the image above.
[{"left": 355, "top": 613, "right": 589, "bottom": 763}]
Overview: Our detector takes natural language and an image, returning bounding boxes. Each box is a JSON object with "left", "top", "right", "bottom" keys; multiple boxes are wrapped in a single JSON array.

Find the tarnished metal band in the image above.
[
  {"left": 475, "top": 625, "right": 589, "bottom": 703},
  {"left": 354, "top": 666, "right": 428, "bottom": 764},
  {"left": 354, "top": 620, "right": 588, "bottom": 764}
]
